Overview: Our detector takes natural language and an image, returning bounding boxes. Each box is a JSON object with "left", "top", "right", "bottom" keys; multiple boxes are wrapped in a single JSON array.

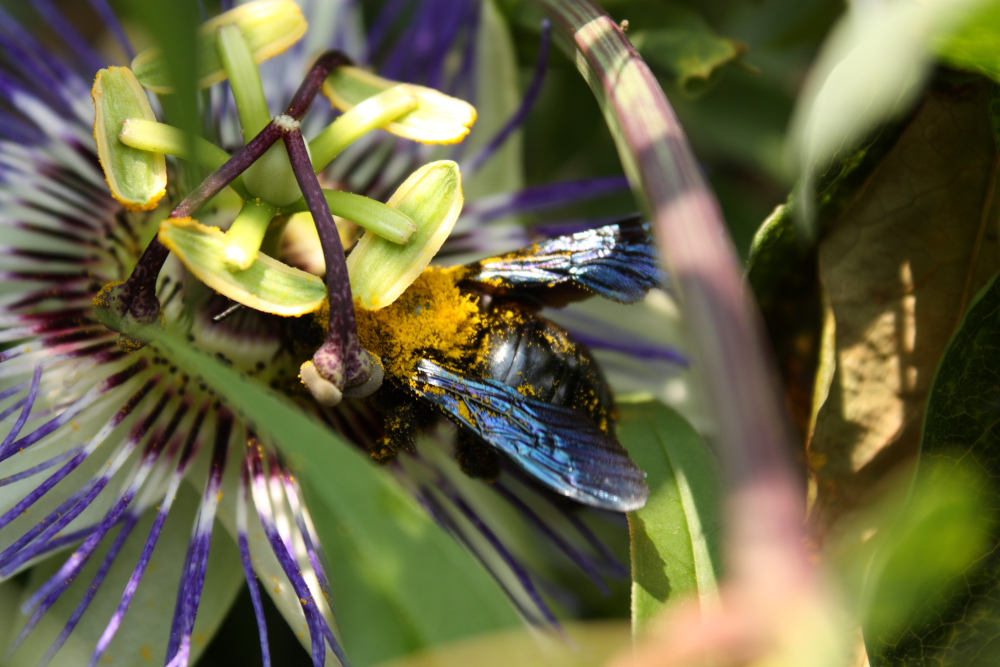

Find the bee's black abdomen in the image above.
[{"left": 477, "top": 304, "right": 614, "bottom": 433}]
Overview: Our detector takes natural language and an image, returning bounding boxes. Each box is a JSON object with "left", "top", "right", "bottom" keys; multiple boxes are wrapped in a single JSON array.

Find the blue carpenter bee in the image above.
[{"left": 355, "top": 217, "right": 662, "bottom": 512}]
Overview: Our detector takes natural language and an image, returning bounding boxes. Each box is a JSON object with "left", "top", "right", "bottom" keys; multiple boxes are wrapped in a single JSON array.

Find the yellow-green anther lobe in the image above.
[
  {"left": 347, "top": 160, "right": 464, "bottom": 310},
  {"left": 323, "top": 66, "right": 477, "bottom": 144},
  {"left": 92, "top": 66, "right": 167, "bottom": 212},
  {"left": 132, "top": 0, "right": 307, "bottom": 93},
  {"left": 159, "top": 216, "right": 327, "bottom": 316}
]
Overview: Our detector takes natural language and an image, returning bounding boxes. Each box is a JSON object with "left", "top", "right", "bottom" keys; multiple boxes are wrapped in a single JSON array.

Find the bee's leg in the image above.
[
  {"left": 370, "top": 400, "right": 420, "bottom": 464},
  {"left": 454, "top": 432, "right": 500, "bottom": 482}
]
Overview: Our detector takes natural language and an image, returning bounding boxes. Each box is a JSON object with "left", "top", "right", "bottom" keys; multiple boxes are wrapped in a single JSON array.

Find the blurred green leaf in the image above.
[
  {"left": 372, "top": 621, "right": 629, "bottom": 667},
  {"left": 866, "top": 273, "right": 1000, "bottom": 666},
  {"left": 629, "top": 6, "right": 745, "bottom": 95},
  {"left": 153, "top": 333, "right": 519, "bottom": 666},
  {"left": 935, "top": 0, "right": 1000, "bottom": 83},
  {"left": 789, "top": 0, "right": 990, "bottom": 219},
  {"left": 119, "top": 0, "right": 202, "bottom": 151},
  {"left": 809, "top": 79, "right": 1000, "bottom": 535},
  {"left": 859, "top": 462, "right": 991, "bottom": 642},
  {"left": 618, "top": 401, "right": 723, "bottom": 631}
]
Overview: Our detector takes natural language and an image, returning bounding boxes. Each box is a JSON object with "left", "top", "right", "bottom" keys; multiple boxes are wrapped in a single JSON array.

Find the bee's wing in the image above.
[
  {"left": 414, "top": 359, "right": 649, "bottom": 512},
  {"left": 462, "top": 218, "right": 663, "bottom": 305}
]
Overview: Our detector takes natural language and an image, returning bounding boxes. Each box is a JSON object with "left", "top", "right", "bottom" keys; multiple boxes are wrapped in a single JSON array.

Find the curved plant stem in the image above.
[{"left": 534, "top": 0, "right": 809, "bottom": 623}]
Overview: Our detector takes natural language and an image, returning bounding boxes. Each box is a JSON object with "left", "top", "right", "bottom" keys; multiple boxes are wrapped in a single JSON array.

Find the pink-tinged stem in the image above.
[{"left": 534, "top": 0, "right": 807, "bottom": 594}]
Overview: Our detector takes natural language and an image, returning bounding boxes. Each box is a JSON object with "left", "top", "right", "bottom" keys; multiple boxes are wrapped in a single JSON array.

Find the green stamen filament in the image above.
[
  {"left": 119, "top": 118, "right": 232, "bottom": 171},
  {"left": 285, "top": 191, "right": 417, "bottom": 245},
  {"left": 224, "top": 198, "right": 279, "bottom": 270},
  {"left": 309, "top": 85, "right": 418, "bottom": 172},
  {"left": 216, "top": 23, "right": 271, "bottom": 142}
]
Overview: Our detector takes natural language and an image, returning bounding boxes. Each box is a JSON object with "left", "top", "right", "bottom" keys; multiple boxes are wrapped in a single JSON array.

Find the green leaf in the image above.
[
  {"left": 629, "top": 6, "right": 745, "bottom": 95},
  {"left": 120, "top": 0, "right": 202, "bottom": 155},
  {"left": 789, "top": 0, "right": 991, "bottom": 210},
  {"left": 7, "top": 483, "right": 243, "bottom": 667},
  {"left": 153, "top": 333, "right": 519, "bottom": 666},
  {"left": 618, "top": 401, "right": 723, "bottom": 631},
  {"left": 934, "top": 0, "right": 1000, "bottom": 83},
  {"left": 158, "top": 216, "right": 328, "bottom": 316},
  {"left": 865, "top": 273, "right": 1000, "bottom": 666},
  {"left": 371, "top": 621, "right": 630, "bottom": 667}
]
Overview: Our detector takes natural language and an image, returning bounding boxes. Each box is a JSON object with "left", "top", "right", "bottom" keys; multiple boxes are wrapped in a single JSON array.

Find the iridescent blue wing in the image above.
[
  {"left": 413, "top": 359, "right": 649, "bottom": 512},
  {"left": 462, "top": 218, "right": 663, "bottom": 304}
]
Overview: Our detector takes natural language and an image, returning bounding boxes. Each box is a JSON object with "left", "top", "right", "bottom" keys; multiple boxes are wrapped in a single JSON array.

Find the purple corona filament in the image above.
[
  {"left": 238, "top": 457, "right": 273, "bottom": 667},
  {"left": 89, "top": 408, "right": 207, "bottom": 667},
  {"left": 465, "top": 19, "right": 552, "bottom": 174}
]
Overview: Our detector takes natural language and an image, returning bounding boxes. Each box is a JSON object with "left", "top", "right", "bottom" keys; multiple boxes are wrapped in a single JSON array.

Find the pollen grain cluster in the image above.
[{"left": 355, "top": 265, "right": 481, "bottom": 380}]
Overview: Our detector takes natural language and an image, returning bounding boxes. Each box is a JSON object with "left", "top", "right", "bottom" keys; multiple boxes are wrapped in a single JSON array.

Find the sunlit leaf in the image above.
[
  {"left": 373, "top": 621, "right": 630, "bottom": 667},
  {"left": 865, "top": 274, "right": 1000, "bottom": 666},
  {"left": 808, "top": 80, "right": 1000, "bottom": 535},
  {"left": 618, "top": 401, "right": 723, "bottom": 631},
  {"left": 629, "top": 6, "right": 745, "bottom": 95},
  {"left": 934, "top": 0, "right": 1000, "bottom": 83},
  {"left": 153, "top": 333, "right": 520, "bottom": 666}
]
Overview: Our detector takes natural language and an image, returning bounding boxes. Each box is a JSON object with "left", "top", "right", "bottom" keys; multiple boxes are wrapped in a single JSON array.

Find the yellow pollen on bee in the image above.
[{"left": 355, "top": 265, "right": 480, "bottom": 378}]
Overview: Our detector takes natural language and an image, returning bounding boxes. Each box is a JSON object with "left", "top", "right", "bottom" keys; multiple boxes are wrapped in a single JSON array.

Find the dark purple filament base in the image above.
[{"left": 284, "top": 127, "right": 373, "bottom": 388}]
